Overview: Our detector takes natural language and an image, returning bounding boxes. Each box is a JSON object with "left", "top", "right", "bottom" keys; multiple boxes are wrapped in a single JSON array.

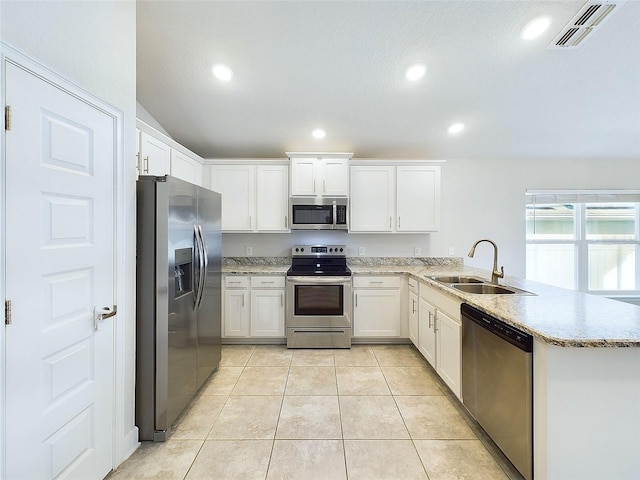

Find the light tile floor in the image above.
[{"left": 107, "top": 345, "right": 523, "bottom": 480}]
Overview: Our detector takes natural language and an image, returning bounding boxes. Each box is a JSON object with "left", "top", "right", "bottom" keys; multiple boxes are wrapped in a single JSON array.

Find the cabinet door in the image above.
[
  {"left": 418, "top": 298, "right": 436, "bottom": 368},
  {"left": 290, "top": 158, "right": 317, "bottom": 196},
  {"left": 409, "top": 291, "right": 419, "bottom": 347},
  {"left": 139, "top": 131, "right": 170, "bottom": 176},
  {"left": 321, "top": 158, "right": 349, "bottom": 196},
  {"left": 250, "top": 289, "right": 285, "bottom": 337},
  {"left": 350, "top": 166, "right": 395, "bottom": 232},
  {"left": 353, "top": 289, "right": 401, "bottom": 336},
  {"left": 257, "top": 165, "right": 289, "bottom": 231},
  {"left": 396, "top": 165, "right": 441, "bottom": 232},
  {"left": 171, "top": 149, "right": 203, "bottom": 186},
  {"left": 224, "top": 289, "right": 249, "bottom": 337},
  {"left": 211, "top": 165, "right": 255, "bottom": 231},
  {"left": 436, "top": 309, "right": 461, "bottom": 398}
]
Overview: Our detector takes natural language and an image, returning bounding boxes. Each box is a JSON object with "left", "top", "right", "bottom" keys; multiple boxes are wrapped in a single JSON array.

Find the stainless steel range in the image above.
[{"left": 286, "top": 245, "right": 352, "bottom": 348}]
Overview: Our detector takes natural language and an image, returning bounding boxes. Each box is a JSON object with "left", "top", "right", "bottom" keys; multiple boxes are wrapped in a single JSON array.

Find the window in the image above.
[{"left": 526, "top": 191, "right": 640, "bottom": 296}]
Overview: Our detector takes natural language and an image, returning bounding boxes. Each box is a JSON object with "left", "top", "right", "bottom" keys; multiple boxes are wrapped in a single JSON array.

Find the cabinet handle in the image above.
[
  {"left": 398, "top": 216, "right": 401, "bottom": 228},
  {"left": 228, "top": 281, "right": 243, "bottom": 284},
  {"left": 313, "top": 180, "right": 316, "bottom": 194},
  {"left": 285, "top": 215, "right": 288, "bottom": 228},
  {"left": 323, "top": 179, "right": 326, "bottom": 194},
  {"left": 144, "top": 156, "right": 149, "bottom": 173},
  {"left": 261, "top": 281, "right": 275, "bottom": 285},
  {"left": 389, "top": 217, "right": 392, "bottom": 228},
  {"left": 428, "top": 311, "right": 433, "bottom": 329},
  {"left": 281, "top": 293, "right": 284, "bottom": 308},
  {"left": 412, "top": 299, "right": 416, "bottom": 314},
  {"left": 355, "top": 294, "right": 358, "bottom": 308},
  {"left": 249, "top": 215, "right": 252, "bottom": 228},
  {"left": 242, "top": 295, "right": 245, "bottom": 307}
]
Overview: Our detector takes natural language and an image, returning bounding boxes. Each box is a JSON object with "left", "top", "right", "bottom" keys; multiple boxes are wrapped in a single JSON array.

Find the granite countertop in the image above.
[{"left": 222, "top": 257, "right": 640, "bottom": 347}]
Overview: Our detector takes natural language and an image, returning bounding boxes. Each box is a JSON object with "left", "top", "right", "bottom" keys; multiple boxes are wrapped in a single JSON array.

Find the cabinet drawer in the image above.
[
  {"left": 224, "top": 276, "right": 249, "bottom": 288},
  {"left": 250, "top": 276, "right": 285, "bottom": 288},
  {"left": 353, "top": 275, "right": 401, "bottom": 289}
]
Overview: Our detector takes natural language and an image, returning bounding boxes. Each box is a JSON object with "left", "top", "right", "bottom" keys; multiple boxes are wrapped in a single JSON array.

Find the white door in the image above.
[
  {"left": 4, "top": 62, "right": 116, "bottom": 479},
  {"left": 321, "top": 158, "right": 349, "bottom": 196},
  {"left": 353, "top": 290, "right": 401, "bottom": 337}
]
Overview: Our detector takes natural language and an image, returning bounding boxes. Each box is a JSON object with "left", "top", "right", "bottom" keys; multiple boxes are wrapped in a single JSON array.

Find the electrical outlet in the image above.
[
  {"left": 448, "top": 246, "right": 455, "bottom": 256},
  {"left": 358, "top": 246, "right": 366, "bottom": 256},
  {"left": 246, "top": 246, "right": 253, "bottom": 256},
  {"left": 414, "top": 247, "right": 422, "bottom": 256}
]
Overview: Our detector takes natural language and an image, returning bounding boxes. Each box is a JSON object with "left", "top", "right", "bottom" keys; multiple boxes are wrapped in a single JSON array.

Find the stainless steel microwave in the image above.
[{"left": 290, "top": 197, "right": 348, "bottom": 230}]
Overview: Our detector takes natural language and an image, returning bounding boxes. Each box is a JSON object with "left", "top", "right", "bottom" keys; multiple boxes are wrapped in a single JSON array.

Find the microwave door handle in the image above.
[{"left": 333, "top": 201, "right": 337, "bottom": 228}]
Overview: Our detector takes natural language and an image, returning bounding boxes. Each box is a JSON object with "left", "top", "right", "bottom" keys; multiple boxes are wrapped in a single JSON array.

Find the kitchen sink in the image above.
[
  {"left": 450, "top": 283, "right": 534, "bottom": 295},
  {"left": 430, "top": 275, "right": 485, "bottom": 284}
]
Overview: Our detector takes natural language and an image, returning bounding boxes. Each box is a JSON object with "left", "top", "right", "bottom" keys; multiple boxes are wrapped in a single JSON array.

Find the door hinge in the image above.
[
  {"left": 5, "top": 300, "right": 12, "bottom": 325},
  {"left": 5, "top": 105, "right": 11, "bottom": 131}
]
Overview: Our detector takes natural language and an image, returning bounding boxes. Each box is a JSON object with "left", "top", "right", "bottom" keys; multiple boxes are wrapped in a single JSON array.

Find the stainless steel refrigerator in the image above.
[{"left": 136, "top": 175, "right": 222, "bottom": 441}]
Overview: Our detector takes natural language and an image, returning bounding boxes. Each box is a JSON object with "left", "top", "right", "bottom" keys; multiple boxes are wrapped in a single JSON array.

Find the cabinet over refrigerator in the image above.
[{"left": 136, "top": 175, "right": 222, "bottom": 441}]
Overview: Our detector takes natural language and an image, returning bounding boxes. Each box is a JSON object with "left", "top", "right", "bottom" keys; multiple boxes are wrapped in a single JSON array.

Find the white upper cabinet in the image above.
[
  {"left": 210, "top": 162, "right": 289, "bottom": 233},
  {"left": 137, "top": 120, "right": 205, "bottom": 186},
  {"left": 288, "top": 153, "right": 351, "bottom": 197},
  {"left": 350, "top": 165, "right": 395, "bottom": 232},
  {"left": 256, "top": 165, "right": 289, "bottom": 231},
  {"left": 171, "top": 149, "right": 203, "bottom": 186},
  {"left": 396, "top": 165, "right": 440, "bottom": 232},
  {"left": 210, "top": 165, "right": 256, "bottom": 231},
  {"left": 350, "top": 163, "right": 441, "bottom": 233},
  {"left": 139, "top": 131, "right": 170, "bottom": 176}
]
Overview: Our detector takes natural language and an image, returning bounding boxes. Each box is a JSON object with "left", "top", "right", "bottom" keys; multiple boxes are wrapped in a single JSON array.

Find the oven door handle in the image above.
[{"left": 287, "top": 276, "right": 351, "bottom": 284}]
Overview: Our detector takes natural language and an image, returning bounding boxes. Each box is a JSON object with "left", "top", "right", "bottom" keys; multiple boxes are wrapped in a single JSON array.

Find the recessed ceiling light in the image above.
[
  {"left": 521, "top": 16, "right": 551, "bottom": 40},
  {"left": 311, "top": 128, "right": 326, "bottom": 139},
  {"left": 448, "top": 123, "right": 465, "bottom": 134},
  {"left": 405, "top": 63, "right": 427, "bottom": 81},
  {"left": 212, "top": 64, "right": 233, "bottom": 82}
]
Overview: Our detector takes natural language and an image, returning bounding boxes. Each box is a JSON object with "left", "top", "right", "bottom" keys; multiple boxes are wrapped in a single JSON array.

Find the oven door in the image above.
[{"left": 286, "top": 276, "right": 352, "bottom": 328}]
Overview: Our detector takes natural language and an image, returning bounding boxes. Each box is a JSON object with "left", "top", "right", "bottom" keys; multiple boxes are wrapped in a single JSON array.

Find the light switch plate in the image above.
[
  {"left": 358, "top": 246, "right": 366, "bottom": 256},
  {"left": 448, "top": 246, "right": 455, "bottom": 255},
  {"left": 246, "top": 246, "right": 253, "bottom": 256},
  {"left": 414, "top": 247, "right": 422, "bottom": 256}
]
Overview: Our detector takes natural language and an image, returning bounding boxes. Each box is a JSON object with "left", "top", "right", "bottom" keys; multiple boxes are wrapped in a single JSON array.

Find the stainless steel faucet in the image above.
[{"left": 468, "top": 239, "right": 504, "bottom": 284}]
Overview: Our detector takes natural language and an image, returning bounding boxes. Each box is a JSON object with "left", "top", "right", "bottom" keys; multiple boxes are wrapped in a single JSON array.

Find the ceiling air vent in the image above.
[{"left": 548, "top": 0, "right": 626, "bottom": 49}]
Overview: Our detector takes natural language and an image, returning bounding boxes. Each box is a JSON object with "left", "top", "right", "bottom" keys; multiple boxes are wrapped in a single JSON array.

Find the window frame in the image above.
[{"left": 526, "top": 191, "right": 640, "bottom": 298}]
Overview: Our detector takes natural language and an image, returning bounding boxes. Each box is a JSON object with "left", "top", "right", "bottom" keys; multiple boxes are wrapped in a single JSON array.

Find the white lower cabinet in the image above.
[
  {"left": 353, "top": 275, "right": 402, "bottom": 337},
  {"left": 250, "top": 277, "right": 285, "bottom": 337},
  {"left": 435, "top": 308, "right": 461, "bottom": 396},
  {"left": 224, "top": 276, "right": 250, "bottom": 337},
  {"left": 408, "top": 278, "right": 419, "bottom": 347},
  {"left": 223, "top": 275, "right": 285, "bottom": 338},
  {"left": 418, "top": 297, "right": 436, "bottom": 368},
  {"left": 418, "top": 281, "right": 462, "bottom": 399}
]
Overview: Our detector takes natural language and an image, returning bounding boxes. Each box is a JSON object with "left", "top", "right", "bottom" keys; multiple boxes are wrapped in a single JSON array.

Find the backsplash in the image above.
[
  {"left": 347, "top": 257, "right": 463, "bottom": 267},
  {"left": 222, "top": 256, "right": 463, "bottom": 267}
]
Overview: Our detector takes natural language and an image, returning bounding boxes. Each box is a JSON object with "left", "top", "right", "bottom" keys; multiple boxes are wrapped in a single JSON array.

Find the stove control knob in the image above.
[
  {"left": 339, "top": 247, "right": 344, "bottom": 252},
  {"left": 301, "top": 247, "right": 305, "bottom": 252},
  {"left": 295, "top": 247, "right": 299, "bottom": 252},
  {"left": 329, "top": 248, "right": 333, "bottom": 252}
]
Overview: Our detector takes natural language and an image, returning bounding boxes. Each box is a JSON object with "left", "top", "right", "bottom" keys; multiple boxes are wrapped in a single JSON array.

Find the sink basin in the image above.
[
  {"left": 431, "top": 275, "right": 484, "bottom": 284},
  {"left": 450, "top": 283, "right": 534, "bottom": 295}
]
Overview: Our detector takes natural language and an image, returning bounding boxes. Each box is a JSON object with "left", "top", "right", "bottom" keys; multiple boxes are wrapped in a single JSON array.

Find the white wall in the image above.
[
  {"left": 137, "top": 101, "right": 172, "bottom": 137},
  {"left": 0, "top": 0, "right": 138, "bottom": 468}
]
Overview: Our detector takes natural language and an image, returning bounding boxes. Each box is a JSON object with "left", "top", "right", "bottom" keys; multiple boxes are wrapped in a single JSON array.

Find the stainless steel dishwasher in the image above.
[{"left": 461, "top": 303, "right": 533, "bottom": 480}]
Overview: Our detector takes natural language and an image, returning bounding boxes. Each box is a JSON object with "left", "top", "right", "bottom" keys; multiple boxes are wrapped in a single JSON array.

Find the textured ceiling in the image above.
[{"left": 136, "top": 1, "right": 640, "bottom": 160}]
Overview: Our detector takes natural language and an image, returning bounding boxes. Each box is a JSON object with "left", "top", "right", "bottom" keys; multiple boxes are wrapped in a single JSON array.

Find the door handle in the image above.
[
  {"left": 94, "top": 305, "right": 117, "bottom": 331},
  {"left": 194, "top": 225, "right": 206, "bottom": 309},
  {"left": 143, "top": 156, "right": 149, "bottom": 173}
]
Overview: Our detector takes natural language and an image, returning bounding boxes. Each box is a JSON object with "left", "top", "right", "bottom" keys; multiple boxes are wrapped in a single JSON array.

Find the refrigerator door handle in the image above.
[
  {"left": 198, "top": 224, "right": 208, "bottom": 306},
  {"left": 194, "top": 225, "right": 205, "bottom": 309}
]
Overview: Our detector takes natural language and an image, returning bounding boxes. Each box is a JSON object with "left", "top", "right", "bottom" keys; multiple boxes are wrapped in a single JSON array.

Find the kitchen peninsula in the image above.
[{"left": 223, "top": 256, "right": 640, "bottom": 480}]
